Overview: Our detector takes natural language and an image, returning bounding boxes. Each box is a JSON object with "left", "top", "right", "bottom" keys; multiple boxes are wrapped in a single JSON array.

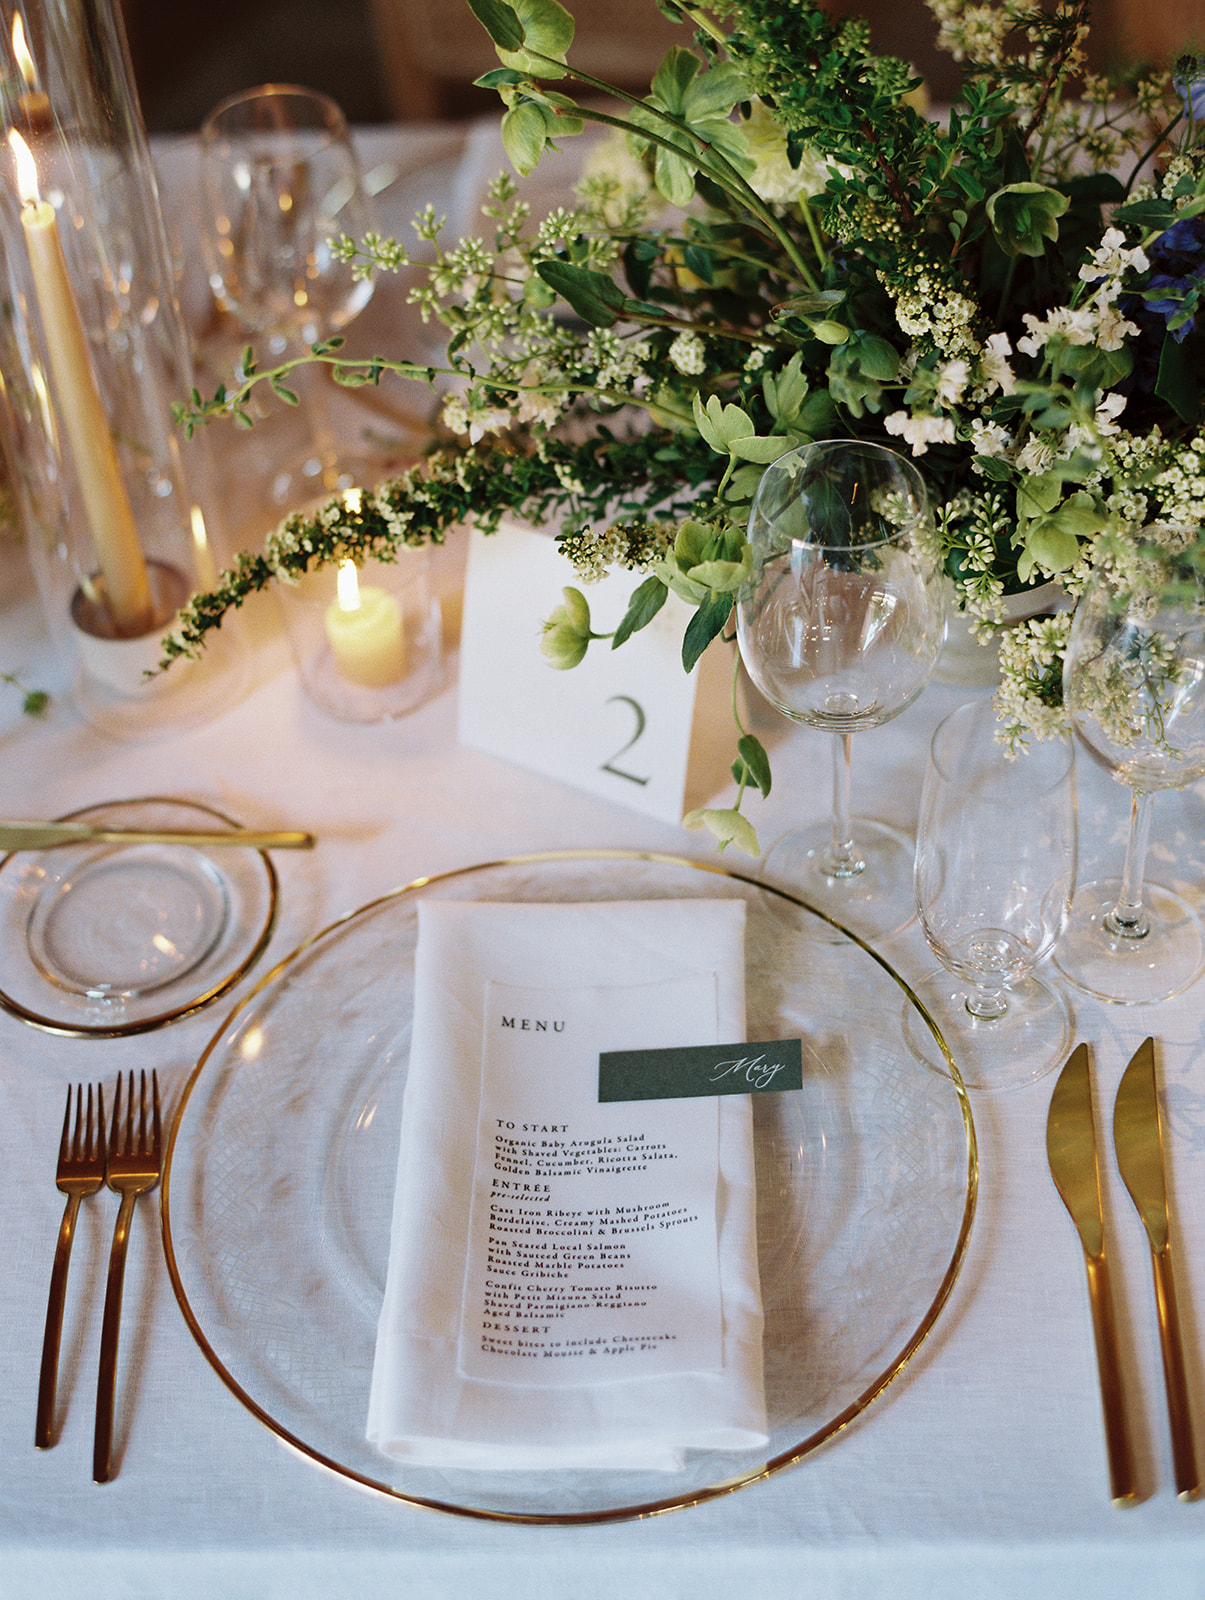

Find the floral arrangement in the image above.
[{"left": 170, "top": 0, "right": 1205, "bottom": 849}]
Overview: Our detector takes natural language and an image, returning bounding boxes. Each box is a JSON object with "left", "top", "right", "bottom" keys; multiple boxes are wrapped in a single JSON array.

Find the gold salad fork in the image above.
[
  {"left": 93, "top": 1069, "right": 162, "bottom": 1484},
  {"left": 35, "top": 1083, "right": 107, "bottom": 1448}
]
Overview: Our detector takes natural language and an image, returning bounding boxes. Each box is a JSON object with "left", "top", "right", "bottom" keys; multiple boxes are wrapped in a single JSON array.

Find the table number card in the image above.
[{"left": 457, "top": 517, "right": 732, "bottom": 823}]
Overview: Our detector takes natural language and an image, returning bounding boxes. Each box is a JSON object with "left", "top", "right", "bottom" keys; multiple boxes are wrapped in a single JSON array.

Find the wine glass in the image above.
[
  {"left": 1054, "top": 540, "right": 1205, "bottom": 1005},
  {"left": 199, "top": 84, "right": 376, "bottom": 506},
  {"left": 904, "top": 699, "right": 1077, "bottom": 1092},
  {"left": 735, "top": 440, "right": 945, "bottom": 940}
]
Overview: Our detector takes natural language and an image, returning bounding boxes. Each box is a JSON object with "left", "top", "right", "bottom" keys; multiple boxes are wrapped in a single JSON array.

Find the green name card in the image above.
[{"left": 598, "top": 1038, "right": 803, "bottom": 1103}]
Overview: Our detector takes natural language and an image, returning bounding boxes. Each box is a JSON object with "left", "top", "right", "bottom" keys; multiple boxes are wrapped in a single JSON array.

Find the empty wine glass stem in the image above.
[
  {"left": 1104, "top": 789, "right": 1153, "bottom": 942},
  {"left": 293, "top": 363, "right": 347, "bottom": 493},
  {"left": 823, "top": 732, "right": 866, "bottom": 879},
  {"left": 965, "top": 985, "right": 1008, "bottom": 1021}
]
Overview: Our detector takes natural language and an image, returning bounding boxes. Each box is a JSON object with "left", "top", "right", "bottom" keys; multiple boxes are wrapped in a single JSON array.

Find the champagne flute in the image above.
[
  {"left": 199, "top": 84, "right": 375, "bottom": 506},
  {"left": 735, "top": 440, "right": 945, "bottom": 940},
  {"left": 1054, "top": 539, "right": 1205, "bottom": 1005},
  {"left": 905, "top": 699, "right": 1077, "bottom": 1091}
]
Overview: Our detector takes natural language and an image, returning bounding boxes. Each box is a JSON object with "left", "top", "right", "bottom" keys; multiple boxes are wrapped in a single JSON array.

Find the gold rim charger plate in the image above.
[{"left": 162, "top": 851, "right": 976, "bottom": 1524}]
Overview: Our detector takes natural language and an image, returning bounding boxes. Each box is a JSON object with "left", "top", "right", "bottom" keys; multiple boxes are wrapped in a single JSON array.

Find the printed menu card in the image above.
[{"left": 367, "top": 898, "right": 768, "bottom": 1471}]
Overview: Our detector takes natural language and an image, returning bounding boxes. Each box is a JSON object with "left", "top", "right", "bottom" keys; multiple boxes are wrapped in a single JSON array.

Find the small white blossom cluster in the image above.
[
  {"left": 937, "top": 490, "right": 1012, "bottom": 623},
  {"left": 577, "top": 130, "right": 657, "bottom": 229},
  {"left": 1105, "top": 432, "right": 1205, "bottom": 535},
  {"left": 559, "top": 519, "right": 676, "bottom": 583},
  {"left": 1150, "top": 438, "right": 1205, "bottom": 530},
  {"left": 927, "top": 0, "right": 1086, "bottom": 95},
  {"left": 927, "top": 0, "right": 1023, "bottom": 65},
  {"left": 888, "top": 271, "right": 980, "bottom": 357},
  {"left": 995, "top": 611, "right": 1075, "bottom": 745},
  {"left": 669, "top": 331, "right": 707, "bottom": 375}
]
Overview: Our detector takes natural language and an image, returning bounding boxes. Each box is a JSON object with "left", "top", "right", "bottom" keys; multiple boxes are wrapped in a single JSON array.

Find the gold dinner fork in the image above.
[
  {"left": 35, "top": 1083, "right": 107, "bottom": 1448},
  {"left": 93, "top": 1069, "right": 162, "bottom": 1484}
]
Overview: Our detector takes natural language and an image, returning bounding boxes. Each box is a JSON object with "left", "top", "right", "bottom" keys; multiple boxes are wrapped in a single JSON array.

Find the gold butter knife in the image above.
[
  {"left": 1114, "top": 1036, "right": 1201, "bottom": 1502},
  {"left": 1047, "top": 1042, "right": 1138, "bottom": 1506},
  {"left": 0, "top": 821, "right": 314, "bottom": 852}
]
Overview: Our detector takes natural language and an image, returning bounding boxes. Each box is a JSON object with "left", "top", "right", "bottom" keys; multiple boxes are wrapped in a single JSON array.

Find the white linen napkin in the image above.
[{"left": 367, "top": 897, "right": 767, "bottom": 1472}]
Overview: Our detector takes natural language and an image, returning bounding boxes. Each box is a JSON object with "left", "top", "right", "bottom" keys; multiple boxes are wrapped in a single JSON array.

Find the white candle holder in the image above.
[
  {"left": 0, "top": 0, "right": 239, "bottom": 736},
  {"left": 277, "top": 550, "right": 443, "bottom": 723}
]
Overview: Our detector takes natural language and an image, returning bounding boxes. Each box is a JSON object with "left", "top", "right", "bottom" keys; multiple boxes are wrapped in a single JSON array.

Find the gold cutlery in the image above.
[
  {"left": 0, "top": 820, "right": 313, "bottom": 852},
  {"left": 93, "top": 1070, "right": 163, "bottom": 1484},
  {"left": 35, "top": 1083, "right": 107, "bottom": 1449},
  {"left": 1114, "top": 1037, "right": 1201, "bottom": 1502},
  {"left": 1047, "top": 1042, "right": 1138, "bottom": 1506}
]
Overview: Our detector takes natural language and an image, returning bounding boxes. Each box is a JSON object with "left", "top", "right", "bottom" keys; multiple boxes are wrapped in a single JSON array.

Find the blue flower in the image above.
[
  {"left": 1152, "top": 216, "right": 1205, "bottom": 259},
  {"left": 1137, "top": 214, "right": 1205, "bottom": 343},
  {"left": 1145, "top": 276, "right": 1200, "bottom": 342},
  {"left": 1173, "top": 58, "right": 1205, "bottom": 121}
]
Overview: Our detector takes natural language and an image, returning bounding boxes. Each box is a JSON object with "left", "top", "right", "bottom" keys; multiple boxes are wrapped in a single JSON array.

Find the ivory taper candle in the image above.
[{"left": 9, "top": 129, "right": 152, "bottom": 636}]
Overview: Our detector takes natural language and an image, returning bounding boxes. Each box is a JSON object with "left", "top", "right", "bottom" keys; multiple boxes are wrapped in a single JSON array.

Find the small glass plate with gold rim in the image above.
[{"left": 0, "top": 797, "right": 278, "bottom": 1037}]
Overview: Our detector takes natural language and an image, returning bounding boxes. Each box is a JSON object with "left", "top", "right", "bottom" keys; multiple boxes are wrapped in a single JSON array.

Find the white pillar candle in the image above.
[
  {"left": 324, "top": 559, "right": 406, "bottom": 687},
  {"left": 9, "top": 129, "right": 153, "bottom": 636}
]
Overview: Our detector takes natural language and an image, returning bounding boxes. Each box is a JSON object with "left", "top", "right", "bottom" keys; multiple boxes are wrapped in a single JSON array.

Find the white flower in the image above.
[
  {"left": 577, "top": 130, "right": 654, "bottom": 226},
  {"left": 669, "top": 331, "right": 707, "bottom": 375},
  {"left": 741, "top": 100, "right": 837, "bottom": 206},
  {"left": 1018, "top": 305, "right": 1098, "bottom": 355},
  {"left": 1079, "top": 227, "right": 1150, "bottom": 283},
  {"left": 1095, "top": 390, "right": 1128, "bottom": 434},
  {"left": 971, "top": 418, "right": 1012, "bottom": 457},
  {"left": 1015, "top": 438, "right": 1055, "bottom": 475},
  {"left": 884, "top": 410, "right": 955, "bottom": 455},
  {"left": 468, "top": 407, "right": 512, "bottom": 443},
  {"left": 1094, "top": 302, "right": 1140, "bottom": 352},
  {"left": 978, "top": 332, "right": 1015, "bottom": 394},
  {"left": 936, "top": 358, "right": 970, "bottom": 406}
]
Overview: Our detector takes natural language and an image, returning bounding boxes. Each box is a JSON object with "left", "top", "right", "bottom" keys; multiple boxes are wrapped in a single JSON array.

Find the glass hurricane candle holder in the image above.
[
  {"left": 277, "top": 550, "right": 443, "bottom": 723},
  {"left": 0, "top": 0, "right": 237, "bottom": 735}
]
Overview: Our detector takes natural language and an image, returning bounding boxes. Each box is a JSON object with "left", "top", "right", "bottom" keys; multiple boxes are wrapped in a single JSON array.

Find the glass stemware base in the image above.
[
  {"left": 903, "top": 968, "right": 1071, "bottom": 1092},
  {"left": 760, "top": 817, "right": 916, "bottom": 943},
  {"left": 1053, "top": 877, "right": 1205, "bottom": 1005}
]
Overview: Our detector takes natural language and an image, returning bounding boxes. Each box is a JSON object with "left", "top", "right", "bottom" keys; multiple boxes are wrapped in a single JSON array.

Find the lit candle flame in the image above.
[
  {"left": 336, "top": 558, "right": 361, "bottom": 612},
  {"left": 8, "top": 127, "right": 39, "bottom": 206},
  {"left": 12, "top": 14, "right": 38, "bottom": 91}
]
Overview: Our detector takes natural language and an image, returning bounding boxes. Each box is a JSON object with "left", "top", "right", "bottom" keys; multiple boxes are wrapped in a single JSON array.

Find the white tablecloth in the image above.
[{"left": 2, "top": 126, "right": 1205, "bottom": 1599}]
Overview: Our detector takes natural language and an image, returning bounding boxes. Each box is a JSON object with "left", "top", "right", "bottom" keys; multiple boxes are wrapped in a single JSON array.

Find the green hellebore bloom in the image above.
[
  {"left": 656, "top": 519, "right": 753, "bottom": 606},
  {"left": 985, "top": 182, "right": 1069, "bottom": 258},
  {"left": 540, "top": 586, "right": 592, "bottom": 669},
  {"left": 683, "top": 806, "right": 760, "bottom": 857}
]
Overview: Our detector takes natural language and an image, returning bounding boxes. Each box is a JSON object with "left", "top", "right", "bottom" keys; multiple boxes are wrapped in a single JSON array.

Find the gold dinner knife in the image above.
[
  {"left": 1114, "top": 1036, "right": 1201, "bottom": 1502},
  {"left": 1047, "top": 1042, "right": 1138, "bottom": 1506},
  {"left": 0, "top": 821, "right": 314, "bottom": 851}
]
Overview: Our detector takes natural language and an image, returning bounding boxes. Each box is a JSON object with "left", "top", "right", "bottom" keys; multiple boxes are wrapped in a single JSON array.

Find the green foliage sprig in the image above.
[{"left": 1, "top": 670, "right": 48, "bottom": 717}]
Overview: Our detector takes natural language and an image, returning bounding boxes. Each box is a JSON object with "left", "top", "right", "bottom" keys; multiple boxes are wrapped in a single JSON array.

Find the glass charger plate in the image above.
[
  {"left": 0, "top": 797, "right": 278, "bottom": 1037},
  {"left": 163, "top": 851, "right": 976, "bottom": 1524}
]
